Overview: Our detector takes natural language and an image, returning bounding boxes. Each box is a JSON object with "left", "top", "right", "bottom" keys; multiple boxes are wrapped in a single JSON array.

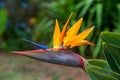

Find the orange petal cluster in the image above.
[{"left": 53, "top": 13, "right": 95, "bottom": 49}]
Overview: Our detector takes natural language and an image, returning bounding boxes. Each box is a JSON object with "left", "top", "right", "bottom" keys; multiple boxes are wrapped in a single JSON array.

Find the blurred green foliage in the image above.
[
  {"left": 0, "top": 8, "right": 6, "bottom": 37},
  {"left": 0, "top": 0, "right": 120, "bottom": 59}
]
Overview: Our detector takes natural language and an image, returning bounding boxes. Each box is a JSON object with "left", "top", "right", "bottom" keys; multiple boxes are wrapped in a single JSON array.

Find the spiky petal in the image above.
[
  {"left": 59, "top": 13, "right": 73, "bottom": 44},
  {"left": 63, "top": 26, "right": 95, "bottom": 48},
  {"left": 63, "top": 18, "right": 83, "bottom": 45},
  {"left": 53, "top": 19, "right": 61, "bottom": 48},
  {"left": 72, "top": 26, "right": 95, "bottom": 41},
  {"left": 70, "top": 40, "right": 95, "bottom": 48}
]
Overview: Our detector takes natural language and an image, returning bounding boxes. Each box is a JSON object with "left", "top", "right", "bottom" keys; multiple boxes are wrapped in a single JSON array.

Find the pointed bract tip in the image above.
[
  {"left": 12, "top": 51, "right": 26, "bottom": 55},
  {"left": 12, "top": 50, "right": 44, "bottom": 55}
]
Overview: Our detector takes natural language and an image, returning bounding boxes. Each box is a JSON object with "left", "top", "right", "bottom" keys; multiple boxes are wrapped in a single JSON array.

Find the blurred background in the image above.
[{"left": 0, "top": 0, "right": 120, "bottom": 80}]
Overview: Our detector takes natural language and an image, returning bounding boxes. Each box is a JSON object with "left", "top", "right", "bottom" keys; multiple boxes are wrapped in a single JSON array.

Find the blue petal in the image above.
[{"left": 23, "top": 39, "right": 47, "bottom": 49}]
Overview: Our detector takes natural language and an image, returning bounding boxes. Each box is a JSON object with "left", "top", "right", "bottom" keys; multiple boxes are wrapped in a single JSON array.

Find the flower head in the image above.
[{"left": 13, "top": 13, "right": 95, "bottom": 69}]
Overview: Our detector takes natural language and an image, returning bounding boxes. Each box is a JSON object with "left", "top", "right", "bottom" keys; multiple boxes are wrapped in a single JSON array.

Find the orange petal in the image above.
[
  {"left": 59, "top": 13, "right": 73, "bottom": 44},
  {"left": 66, "top": 18, "right": 83, "bottom": 36},
  {"left": 70, "top": 40, "right": 95, "bottom": 48},
  {"left": 63, "top": 18, "right": 83, "bottom": 44},
  {"left": 53, "top": 19, "right": 61, "bottom": 48},
  {"left": 66, "top": 26, "right": 95, "bottom": 44},
  {"left": 75, "top": 26, "right": 95, "bottom": 40},
  {"left": 64, "top": 26, "right": 95, "bottom": 47}
]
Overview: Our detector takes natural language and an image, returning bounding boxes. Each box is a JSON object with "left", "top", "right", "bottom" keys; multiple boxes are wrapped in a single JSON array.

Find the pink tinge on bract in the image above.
[{"left": 12, "top": 49, "right": 44, "bottom": 55}]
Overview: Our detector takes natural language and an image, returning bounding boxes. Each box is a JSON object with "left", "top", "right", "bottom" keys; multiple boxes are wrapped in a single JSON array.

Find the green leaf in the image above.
[
  {"left": 0, "top": 8, "right": 7, "bottom": 36},
  {"left": 87, "top": 59, "right": 111, "bottom": 69},
  {"left": 101, "top": 32, "right": 120, "bottom": 48},
  {"left": 79, "top": 0, "right": 93, "bottom": 17},
  {"left": 78, "top": 45, "right": 87, "bottom": 57},
  {"left": 86, "top": 66, "right": 120, "bottom": 80},
  {"left": 103, "top": 43, "right": 120, "bottom": 73},
  {"left": 96, "top": 3, "right": 103, "bottom": 28},
  {"left": 92, "top": 37, "right": 102, "bottom": 58},
  {"left": 74, "top": 0, "right": 85, "bottom": 10}
]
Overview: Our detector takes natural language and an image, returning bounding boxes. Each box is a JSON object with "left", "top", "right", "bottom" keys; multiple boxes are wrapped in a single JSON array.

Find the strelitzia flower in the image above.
[{"left": 13, "top": 13, "right": 95, "bottom": 70}]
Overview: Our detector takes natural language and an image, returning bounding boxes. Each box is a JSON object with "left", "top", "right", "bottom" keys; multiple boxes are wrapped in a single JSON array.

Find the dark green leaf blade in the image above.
[
  {"left": 101, "top": 32, "right": 120, "bottom": 48},
  {"left": 86, "top": 65, "right": 120, "bottom": 80},
  {"left": 103, "top": 43, "right": 120, "bottom": 73},
  {"left": 87, "top": 59, "right": 111, "bottom": 69}
]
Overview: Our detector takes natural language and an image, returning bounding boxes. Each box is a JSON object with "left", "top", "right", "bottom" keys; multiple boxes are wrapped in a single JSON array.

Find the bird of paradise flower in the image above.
[{"left": 13, "top": 13, "right": 95, "bottom": 70}]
